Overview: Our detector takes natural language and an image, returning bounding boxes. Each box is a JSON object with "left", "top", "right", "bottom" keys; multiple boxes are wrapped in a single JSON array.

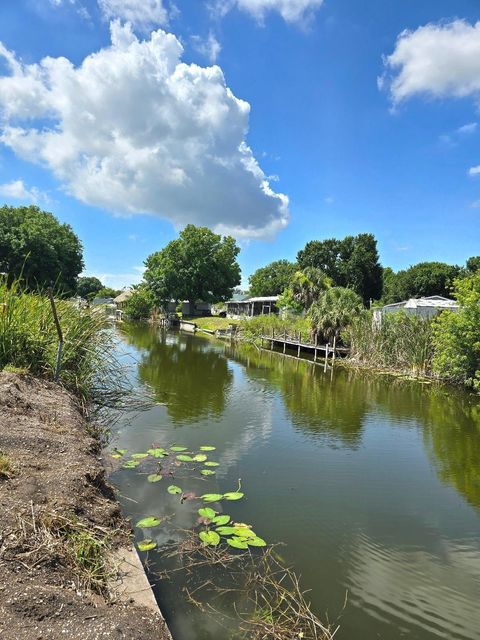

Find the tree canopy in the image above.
[
  {"left": 297, "top": 233, "right": 382, "bottom": 303},
  {"left": 77, "top": 276, "right": 103, "bottom": 299},
  {"left": 308, "top": 287, "right": 364, "bottom": 341},
  {"left": 0, "top": 205, "right": 83, "bottom": 294},
  {"left": 249, "top": 260, "right": 298, "bottom": 297},
  {"left": 144, "top": 225, "right": 241, "bottom": 306},
  {"left": 382, "top": 261, "right": 461, "bottom": 303}
]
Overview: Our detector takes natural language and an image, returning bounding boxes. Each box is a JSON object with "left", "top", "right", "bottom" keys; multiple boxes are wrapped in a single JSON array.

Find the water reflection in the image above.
[{"left": 121, "top": 324, "right": 232, "bottom": 423}]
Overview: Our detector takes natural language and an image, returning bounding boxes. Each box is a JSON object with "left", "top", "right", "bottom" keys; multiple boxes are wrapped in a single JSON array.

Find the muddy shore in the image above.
[{"left": 0, "top": 372, "right": 170, "bottom": 640}]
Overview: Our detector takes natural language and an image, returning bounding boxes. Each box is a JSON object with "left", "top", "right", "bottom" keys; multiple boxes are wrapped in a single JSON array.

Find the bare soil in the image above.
[{"left": 0, "top": 372, "right": 170, "bottom": 640}]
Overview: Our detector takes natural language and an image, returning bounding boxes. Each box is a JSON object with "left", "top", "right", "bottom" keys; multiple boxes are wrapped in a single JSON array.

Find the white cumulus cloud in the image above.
[
  {"left": 381, "top": 20, "right": 480, "bottom": 104},
  {"left": 97, "top": 0, "right": 169, "bottom": 29},
  {"left": 191, "top": 32, "right": 222, "bottom": 63},
  {"left": 0, "top": 22, "right": 288, "bottom": 239},
  {"left": 468, "top": 165, "right": 480, "bottom": 176},
  {"left": 0, "top": 179, "right": 47, "bottom": 203},
  {"left": 213, "top": 0, "right": 324, "bottom": 24}
]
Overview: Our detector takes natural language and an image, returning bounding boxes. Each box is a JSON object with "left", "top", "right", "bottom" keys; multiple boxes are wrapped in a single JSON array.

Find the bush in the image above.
[
  {"left": 432, "top": 272, "right": 480, "bottom": 389},
  {"left": 123, "top": 287, "right": 154, "bottom": 321},
  {"left": 345, "top": 311, "right": 435, "bottom": 376},
  {"left": 0, "top": 279, "right": 119, "bottom": 404}
]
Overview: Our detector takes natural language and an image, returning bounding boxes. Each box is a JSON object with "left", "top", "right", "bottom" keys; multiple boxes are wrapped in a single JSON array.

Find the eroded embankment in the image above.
[{"left": 0, "top": 372, "right": 170, "bottom": 640}]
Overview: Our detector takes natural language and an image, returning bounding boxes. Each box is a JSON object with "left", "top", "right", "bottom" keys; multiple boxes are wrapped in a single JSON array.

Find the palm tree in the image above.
[
  {"left": 308, "top": 287, "right": 363, "bottom": 342},
  {"left": 290, "top": 267, "right": 332, "bottom": 310}
]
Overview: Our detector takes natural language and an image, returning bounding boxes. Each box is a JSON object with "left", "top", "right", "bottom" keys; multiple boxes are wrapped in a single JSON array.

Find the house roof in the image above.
[
  {"left": 226, "top": 295, "right": 278, "bottom": 304},
  {"left": 114, "top": 289, "right": 133, "bottom": 303},
  {"left": 383, "top": 296, "right": 458, "bottom": 310}
]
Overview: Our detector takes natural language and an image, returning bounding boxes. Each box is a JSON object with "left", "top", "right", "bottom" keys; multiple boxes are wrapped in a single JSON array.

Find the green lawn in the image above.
[{"left": 183, "top": 315, "right": 239, "bottom": 332}]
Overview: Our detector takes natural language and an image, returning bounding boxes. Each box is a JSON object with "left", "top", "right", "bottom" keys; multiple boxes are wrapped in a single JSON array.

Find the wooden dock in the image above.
[{"left": 259, "top": 332, "right": 349, "bottom": 368}]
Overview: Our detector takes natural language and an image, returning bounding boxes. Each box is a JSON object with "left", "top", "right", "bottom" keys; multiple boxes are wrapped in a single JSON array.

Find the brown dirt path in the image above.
[{"left": 0, "top": 372, "right": 170, "bottom": 640}]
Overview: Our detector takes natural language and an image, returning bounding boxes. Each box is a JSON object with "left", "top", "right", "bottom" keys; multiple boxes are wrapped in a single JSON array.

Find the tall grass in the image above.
[
  {"left": 344, "top": 311, "right": 435, "bottom": 376},
  {"left": 239, "top": 314, "right": 310, "bottom": 343},
  {"left": 0, "top": 279, "right": 121, "bottom": 406}
]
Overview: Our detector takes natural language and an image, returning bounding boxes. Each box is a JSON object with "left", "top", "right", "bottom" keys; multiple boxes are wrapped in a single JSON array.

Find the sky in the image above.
[{"left": 0, "top": 0, "right": 479, "bottom": 289}]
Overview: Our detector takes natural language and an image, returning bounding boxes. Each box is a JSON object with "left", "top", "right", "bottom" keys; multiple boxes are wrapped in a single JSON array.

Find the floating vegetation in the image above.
[
  {"left": 193, "top": 453, "right": 207, "bottom": 462},
  {"left": 147, "top": 474, "right": 162, "bottom": 483},
  {"left": 176, "top": 454, "right": 194, "bottom": 462},
  {"left": 148, "top": 448, "right": 168, "bottom": 458},
  {"left": 167, "top": 485, "right": 182, "bottom": 495},
  {"left": 170, "top": 445, "right": 188, "bottom": 452},
  {"left": 122, "top": 460, "right": 139, "bottom": 469},
  {"left": 199, "top": 530, "right": 220, "bottom": 547},
  {"left": 135, "top": 516, "right": 161, "bottom": 528},
  {"left": 198, "top": 507, "right": 216, "bottom": 520},
  {"left": 201, "top": 493, "right": 224, "bottom": 503},
  {"left": 204, "top": 461, "right": 219, "bottom": 467},
  {"left": 131, "top": 453, "right": 149, "bottom": 459},
  {"left": 200, "top": 446, "right": 216, "bottom": 451},
  {"left": 201, "top": 469, "right": 215, "bottom": 476},
  {"left": 138, "top": 538, "right": 157, "bottom": 551}
]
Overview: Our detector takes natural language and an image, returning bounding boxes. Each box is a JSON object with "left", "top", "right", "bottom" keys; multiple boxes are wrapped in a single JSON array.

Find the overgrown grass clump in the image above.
[
  {"left": 0, "top": 279, "right": 119, "bottom": 405},
  {"left": 0, "top": 451, "right": 13, "bottom": 478},
  {"left": 239, "top": 314, "right": 310, "bottom": 343},
  {"left": 344, "top": 311, "right": 435, "bottom": 376}
]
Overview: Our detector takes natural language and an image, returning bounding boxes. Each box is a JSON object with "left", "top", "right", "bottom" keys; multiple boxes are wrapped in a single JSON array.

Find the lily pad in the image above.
[
  {"left": 212, "top": 515, "right": 230, "bottom": 526},
  {"left": 147, "top": 474, "right": 162, "bottom": 483},
  {"left": 215, "top": 526, "right": 238, "bottom": 536},
  {"left": 167, "top": 485, "right": 182, "bottom": 495},
  {"left": 246, "top": 536, "right": 267, "bottom": 547},
  {"left": 199, "top": 530, "right": 220, "bottom": 547},
  {"left": 201, "top": 469, "right": 215, "bottom": 476},
  {"left": 138, "top": 539, "right": 157, "bottom": 551},
  {"left": 123, "top": 460, "right": 139, "bottom": 469},
  {"left": 201, "top": 493, "right": 223, "bottom": 503},
  {"left": 131, "top": 453, "right": 149, "bottom": 459},
  {"left": 200, "top": 446, "right": 216, "bottom": 451},
  {"left": 198, "top": 507, "right": 216, "bottom": 519},
  {"left": 193, "top": 454, "right": 207, "bottom": 462},
  {"left": 111, "top": 453, "right": 122, "bottom": 459},
  {"left": 170, "top": 446, "right": 188, "bottom": 452},
  {"left": 204, "top": 461, "right": 219, "bottom": 467},
  {"left": 223, "top": 492, "right": 244, "bottom": 501},
  {"left": 176, "top": 454, "right": 194, "bottom": 462},
  {"left": 147, "top": 448, "right": 168, "bottom": 458},
  {"left": 136, "top": 517, "right": 161, "bottom": 528},
  {"left": 116, "top": 449, "right": 127, "bottom": 455},
  {"left": 227, "top": 537, "right": 248, "bottom": 550},
  {"left": 234, "top": 527, "right": 255, "bottom": 538}
]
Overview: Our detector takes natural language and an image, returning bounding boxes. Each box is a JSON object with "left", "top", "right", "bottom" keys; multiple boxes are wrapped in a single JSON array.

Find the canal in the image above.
[{"left": 109, "top": 324, "right": 480, "bottom": 640}]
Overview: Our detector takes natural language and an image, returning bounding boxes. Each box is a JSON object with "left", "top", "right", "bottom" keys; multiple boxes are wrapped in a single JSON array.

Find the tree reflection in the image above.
[
  {"left": 120, "top": 324, "right": 232, "bottom": 423},
  {"left": 227, "top": 346, "right": 367, "bottom": 445}
]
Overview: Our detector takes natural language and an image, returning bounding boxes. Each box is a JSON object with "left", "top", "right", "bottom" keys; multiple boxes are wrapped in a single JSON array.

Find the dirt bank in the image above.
[{"left": 0, "top": 372, "right": 170, "bottom": 640}]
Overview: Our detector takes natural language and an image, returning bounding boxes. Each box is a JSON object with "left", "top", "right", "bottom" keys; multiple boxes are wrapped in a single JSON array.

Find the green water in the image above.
[{"left": 110, "top": 324, "right": 480, "bottom": 640}]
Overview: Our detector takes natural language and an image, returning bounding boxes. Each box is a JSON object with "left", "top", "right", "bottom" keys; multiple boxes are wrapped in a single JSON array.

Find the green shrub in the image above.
[
  {"left": 432, "top": 272, "right": 480, "bottom": 389},
  {"left": 0, "top": 279, "right": 119, "bottom": 404},
  {"left": 123, "top": 287, "right": 154, "bottom": 320}
]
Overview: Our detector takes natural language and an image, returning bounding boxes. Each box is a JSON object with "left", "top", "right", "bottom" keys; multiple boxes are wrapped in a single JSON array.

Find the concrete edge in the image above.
[{"left": 111, "top": 545, "right": 173, "bottom": 639}]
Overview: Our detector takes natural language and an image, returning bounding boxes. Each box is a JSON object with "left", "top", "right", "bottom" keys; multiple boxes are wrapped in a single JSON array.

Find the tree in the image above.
[
  {"left": 432, "top": 271, "right": 480, "bottom": 389},
  {"left": 308, "top": 287, "right": 363, "bottom": 341},
  {"left": 123, "top": 286, "right": 155, "bottom": 320},
  {"left": 289, "top": 267, "right": 332, "bottom": 310},
  {"left": 466, "top": 256, "right": 480, "bottom": 274},
  {"left": 77, "top": 276, "right": 103, "bottom": 299},
  {"left": 0, "top": 205, "right": 83, "bottom": 294},
  {"left": 386, "top": 262, "right": 460, "bottom": 303},
  {"left": 144, "top": 225, "right": 241, "bottom": 308},
  {"left": 249, "top": 260, "right": 298, "bottom": 297},
  {"left": 96, "top": 287, "right": 121, "bottom": 299},
  {"left": 297, "top": 233, "right": 382, "bottom": 303}
]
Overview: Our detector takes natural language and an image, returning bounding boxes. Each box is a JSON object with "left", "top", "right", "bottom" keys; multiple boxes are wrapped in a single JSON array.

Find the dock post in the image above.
[
  {"left": 297, "top": 332, "right": 301, "bottom": 358},
  {"left": 314, "top": 334, "right": 318, "bottom": 362},
  {"left": 271, "top": 328, "right": 274, "bottom": 350},
  {"left": 332, "top": 335, "right": 337, "bottom": 367},
  {"left": 324, "top": 343, "right": 329, "bottom": 372},
  {"left": 283, "top": 329, "right": 286, "bottom": 354}
]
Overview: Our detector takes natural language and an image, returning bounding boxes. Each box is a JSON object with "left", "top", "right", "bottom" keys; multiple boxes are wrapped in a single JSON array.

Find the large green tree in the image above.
[
  {"left": 383, "top": 261, "right": 461, "bottom": 303},
  {"left": 297, "top": 233, "right": 382, "bottom": 303},
  {"left": 77, "top": 276, "right": 103, "bottom": 299},
  {"left": 0, "top": 205, "right": 83, "bottom": 294},
  {"left": 308, "top": 287, "right": 364, "bottom": 341},
  {"left": 144, "top": 225, "right": 241, "bottom": 307},
  {"left": 249, "top": 259, "right": 297, "bottom": 297}
]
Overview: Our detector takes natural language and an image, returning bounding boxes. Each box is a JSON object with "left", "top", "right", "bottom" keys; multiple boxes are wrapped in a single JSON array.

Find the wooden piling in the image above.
[
  {"left": 324, "top": 343, "right": 329, "bottom": 372},
  {"left": 332, "top": 335, "right": 337, "bottom": 367}
]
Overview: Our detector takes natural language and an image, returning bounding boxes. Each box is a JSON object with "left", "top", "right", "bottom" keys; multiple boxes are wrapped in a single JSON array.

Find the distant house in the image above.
[
  {"left": 373, "top": 295, "right": 459, "bottom": 326},
  {"left": 181, "top": 301, "right": 212, "bottom": 317},
  {"left": 91, "top": 296, "right": 115, "bottom": 306},
  {"left": 114, "top": 289, "right": 133, "bottom": 309},
  {"left": 226, "top": 295, "right": 279, "bottom": 319}
]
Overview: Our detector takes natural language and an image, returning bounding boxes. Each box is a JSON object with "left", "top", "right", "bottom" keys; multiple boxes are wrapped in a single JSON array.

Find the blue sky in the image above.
[{"left": 0, "top": 0, "right": 479, "bottom": 289}]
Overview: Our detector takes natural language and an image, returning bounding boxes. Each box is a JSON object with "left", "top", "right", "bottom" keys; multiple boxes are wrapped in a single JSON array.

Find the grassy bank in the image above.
[
  {"left": 0, "top": 279, "right": 120, "bottom": 405},
  {"left": 183, "top": 315, "right": 240, "bottom": 332}
]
